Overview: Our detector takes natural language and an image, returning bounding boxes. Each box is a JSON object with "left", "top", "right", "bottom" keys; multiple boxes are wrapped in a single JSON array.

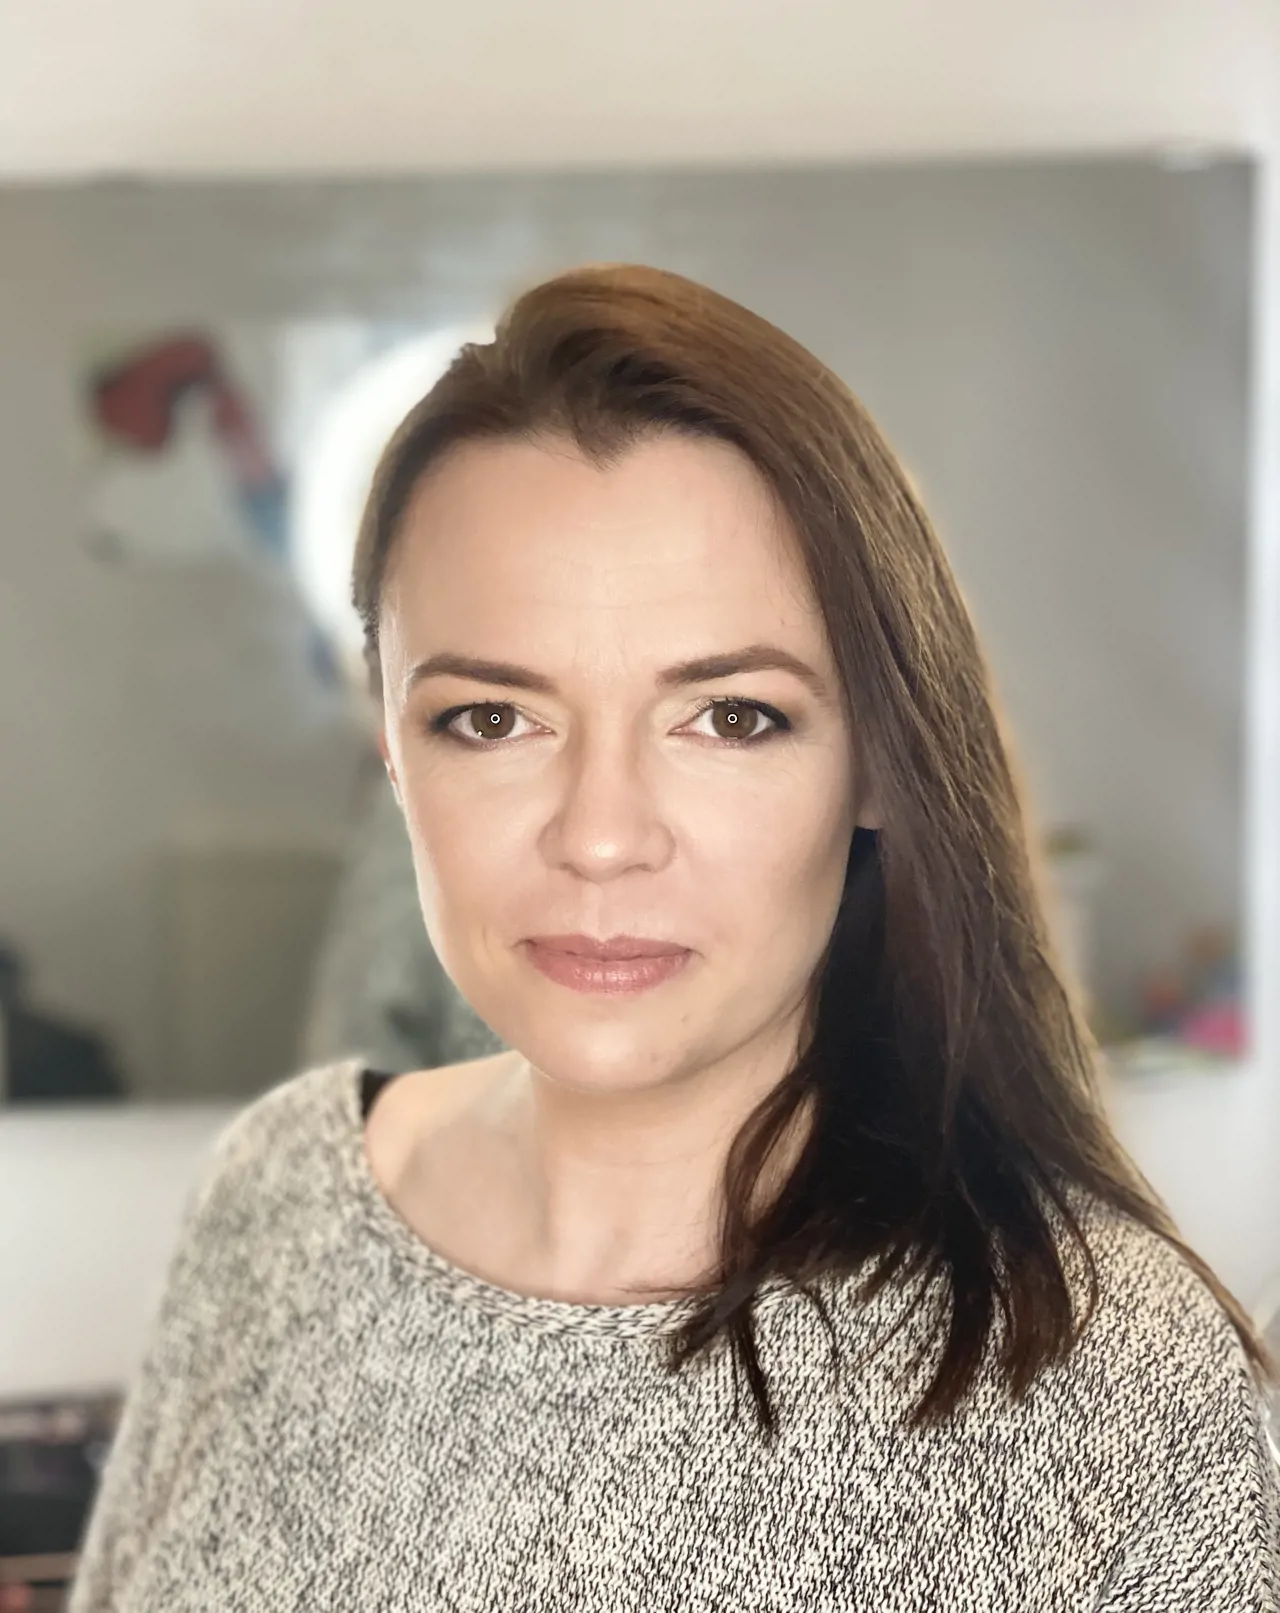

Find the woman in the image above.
[{"left": 69, "top": 264, "right": 1280, "bottom": 1611}]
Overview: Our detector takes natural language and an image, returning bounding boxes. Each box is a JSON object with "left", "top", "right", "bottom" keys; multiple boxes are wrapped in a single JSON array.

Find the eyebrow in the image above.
[{"left": 403, "top": 643, "right": 834, "bottom": 705}]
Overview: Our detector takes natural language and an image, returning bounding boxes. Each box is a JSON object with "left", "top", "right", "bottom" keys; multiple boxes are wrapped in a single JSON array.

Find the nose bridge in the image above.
[{"left": 544, "top": 704, "right": 670, "bottom": 873}]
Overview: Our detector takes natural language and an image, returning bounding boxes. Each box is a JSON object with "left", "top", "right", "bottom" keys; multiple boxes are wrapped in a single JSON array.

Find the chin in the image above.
[{"left": 513, "top": 1027, "right": 699, "bottom": 1095}]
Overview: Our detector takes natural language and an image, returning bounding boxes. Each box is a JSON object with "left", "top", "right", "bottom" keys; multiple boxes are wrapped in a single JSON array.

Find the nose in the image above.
[{"left": 539, "top": 729, "right": 675, "bottom": 880}]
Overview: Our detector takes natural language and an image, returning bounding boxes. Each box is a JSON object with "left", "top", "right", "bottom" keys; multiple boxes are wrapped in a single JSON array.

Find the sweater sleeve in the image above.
[
  {"left": 1092, "top": 1339, "right": 1280, "bottom": 1612},
  {"left": 64, "top": 1101, "right": 266, "bottom": 1613}
]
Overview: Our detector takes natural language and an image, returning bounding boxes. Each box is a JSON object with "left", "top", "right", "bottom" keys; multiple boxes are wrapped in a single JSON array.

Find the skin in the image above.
[{"left": 370, "top": 431, "right": 880, "bottom": 1304}]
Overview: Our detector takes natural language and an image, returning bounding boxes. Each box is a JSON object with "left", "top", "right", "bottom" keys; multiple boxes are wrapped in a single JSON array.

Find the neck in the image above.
[{"left": 478, "top": 1034, "right": 812, "bottom": 1305}]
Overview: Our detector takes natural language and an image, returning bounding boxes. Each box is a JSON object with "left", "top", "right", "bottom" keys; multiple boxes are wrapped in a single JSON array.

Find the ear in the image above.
[
  {"left": 855, "top": 780, "right": 882, "bottom": 832},
  {"left": 377, "top": 726, "right": 403, "bottom": 807}
]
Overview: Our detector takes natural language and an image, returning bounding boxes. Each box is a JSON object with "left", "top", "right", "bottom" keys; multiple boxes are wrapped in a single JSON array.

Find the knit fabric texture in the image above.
[{"left": 67, "top": 1056, "right": 1280, "bottom": 1611}]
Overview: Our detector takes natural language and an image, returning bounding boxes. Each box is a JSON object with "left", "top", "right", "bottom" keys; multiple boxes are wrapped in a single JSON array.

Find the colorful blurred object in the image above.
[
  {"left": 1136, "top": 922, "right": 1245, "bottom": 1058},
  {"left": 82, "top": 326, "right": 337, "bottom": 688},
  {"left": 1178, "top": 999, "right": 1247, "bottom": 1058},
  {"left": 89, "top": 330, "right": 287, "bottom": 561}
]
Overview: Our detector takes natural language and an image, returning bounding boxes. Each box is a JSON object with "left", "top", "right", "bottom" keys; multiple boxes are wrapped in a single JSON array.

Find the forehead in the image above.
[{"left": 385, "top": 432, "right": 820, "bottom": 634}]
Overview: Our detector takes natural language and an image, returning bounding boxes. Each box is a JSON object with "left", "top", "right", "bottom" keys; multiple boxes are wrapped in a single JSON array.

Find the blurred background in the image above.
[{"left": 1, "top": 1, "right": 1279, "bottom": 1600}]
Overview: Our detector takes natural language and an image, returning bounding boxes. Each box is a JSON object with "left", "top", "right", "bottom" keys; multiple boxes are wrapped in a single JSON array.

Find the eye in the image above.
[
  {"left": 426, "top": 696, "right": 791, "bottom": 748},
  {"left": 430, "top": 702, "right": 533, "bottom": 744},
  {"left": 687, "top": 696, "right": 789, "bottom": 746}
]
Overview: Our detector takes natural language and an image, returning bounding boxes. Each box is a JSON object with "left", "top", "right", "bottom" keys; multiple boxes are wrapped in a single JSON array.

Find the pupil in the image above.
[{"left": 720, "top": 703, "right": 754, "bottom": 737}]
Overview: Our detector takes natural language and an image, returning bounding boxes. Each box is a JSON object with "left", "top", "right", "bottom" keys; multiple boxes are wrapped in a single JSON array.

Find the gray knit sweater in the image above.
[{"left": 67, "top": 1056, "right": 1280, "bottom": 1611}]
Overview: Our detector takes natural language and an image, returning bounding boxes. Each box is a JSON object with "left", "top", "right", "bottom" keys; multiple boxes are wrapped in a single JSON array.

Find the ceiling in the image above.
[{"left": 0, "top": 0, "right": 1274, "bottom": 178}]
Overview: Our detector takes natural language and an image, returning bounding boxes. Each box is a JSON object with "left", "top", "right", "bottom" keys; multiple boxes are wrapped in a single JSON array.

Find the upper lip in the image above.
[{"left": 527, "top": 934, "right": 690, "bottom": 960}]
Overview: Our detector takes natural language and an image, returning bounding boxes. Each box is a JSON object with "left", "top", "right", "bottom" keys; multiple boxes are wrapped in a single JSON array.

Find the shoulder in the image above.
[
  {"left": 116, "top": 1059, "right": 366, "bottom": 1401},
  {"left": 1057, "top": 1195, "right": 1280, "bottom": 1599},
  {"left": 167, "top": 1057, "right": 365, "bottom": 1271},
  {"left": 198, "top": 1051, "right": 514, "bottom": 1233},
  {"left": 839, "top": 1185, "right": 1269, "bottom": 1440},
  {"left": 362, "top": 1049, "right": 518, "bottom": 1183},
  {"left": 1031, "top": 1187, "right": 1270, "bottom": 1450},
  {"left": 1066, "top": 1190, "right": 1251, "bottom": 1365},
  {"left": 205, "top": 1056, "right": 361, "bottom": 1176}
]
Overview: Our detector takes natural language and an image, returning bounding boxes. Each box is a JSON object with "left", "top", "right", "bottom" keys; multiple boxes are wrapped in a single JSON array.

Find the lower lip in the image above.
[{"left": 524, "top": 942, "right": 693, "bottom": 994}]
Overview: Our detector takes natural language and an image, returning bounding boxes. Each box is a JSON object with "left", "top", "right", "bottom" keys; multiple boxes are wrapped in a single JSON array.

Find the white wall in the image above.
[
  {"left": 2, "top": 0, "right": 1280, "bottom": 1401},
  {"left": 0, "top": 1102, "right": 235, "bottom": 1397}
]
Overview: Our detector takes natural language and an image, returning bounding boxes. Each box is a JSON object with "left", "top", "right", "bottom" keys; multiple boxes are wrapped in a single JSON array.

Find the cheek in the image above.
[
  {"left": 401, "top": 789, "right": 501, "bottom": 881},
  {"left": 395, "top": 776, "right": 538, "bottom": 939},
  {"left": 704, "top": 790, "right": 852, "bottom": 924}
]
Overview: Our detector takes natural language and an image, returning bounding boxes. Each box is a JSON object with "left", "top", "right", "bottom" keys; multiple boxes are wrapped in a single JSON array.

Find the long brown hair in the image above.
[{"left": 352, "top": 262, "right": 1275, "bottom": 1438}]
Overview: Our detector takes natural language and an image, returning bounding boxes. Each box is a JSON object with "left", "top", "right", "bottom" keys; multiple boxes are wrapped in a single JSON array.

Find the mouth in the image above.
[
  {"left": 522, "top": 939, "right": 694, "bottom": 995},
  {"left": 525, "top": 934, "right": 691, "bottom": 961}
]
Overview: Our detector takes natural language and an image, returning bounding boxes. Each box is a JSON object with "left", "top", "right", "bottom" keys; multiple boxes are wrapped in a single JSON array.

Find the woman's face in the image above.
[{"left": 378, "top": 431, "right": 879, "bottom": 1098}]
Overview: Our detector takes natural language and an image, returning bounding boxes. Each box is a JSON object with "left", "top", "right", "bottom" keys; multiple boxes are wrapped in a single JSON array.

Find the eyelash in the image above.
[{"left": 424, "top": 695, "right": 793, "bottom": 750}]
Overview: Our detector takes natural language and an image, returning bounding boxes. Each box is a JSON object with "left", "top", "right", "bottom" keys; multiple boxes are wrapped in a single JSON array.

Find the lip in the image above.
[
  {"left": 524, "top": 941, "right": 693, "bottom": 996},
  {"left": 525, "top": 933, "right": 690, "bottom": 960}
]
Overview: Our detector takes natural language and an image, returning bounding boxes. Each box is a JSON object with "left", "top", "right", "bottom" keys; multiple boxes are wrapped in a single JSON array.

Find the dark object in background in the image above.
[
  {"left": 0, "top": 1392, "right": 122, "bottom": 1605},
  {"left": 0, "top": 943, "right": 124, "bottom": 1104}
]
